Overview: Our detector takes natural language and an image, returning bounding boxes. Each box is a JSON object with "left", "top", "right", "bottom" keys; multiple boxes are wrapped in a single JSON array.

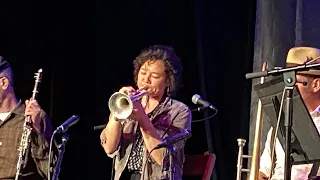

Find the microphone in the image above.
[
  {"left": 154, "top": 130, "right": 191, "bottom": 149},
  {"left": 192, "top": 94, "right": 217, "bottom": 110},
  {"left": 54, "top": 115, "right": 80, "bottom": 134}
]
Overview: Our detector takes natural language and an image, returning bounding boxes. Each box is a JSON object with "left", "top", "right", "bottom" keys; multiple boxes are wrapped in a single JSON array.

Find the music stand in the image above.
[{"left": 253, "top": 74, "right": 320, "bottom": 178}]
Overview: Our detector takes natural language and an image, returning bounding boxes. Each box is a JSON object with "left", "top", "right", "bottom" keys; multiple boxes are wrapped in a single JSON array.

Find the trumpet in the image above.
[
  {"left": 236, "top": 138, "right": 251, "bottom": 180},
  {"left": 108, "top": 86, "right": 149, "bottom": 120},
  {"left": 236, "top": 61, "right": 268, "bottom": 180}
]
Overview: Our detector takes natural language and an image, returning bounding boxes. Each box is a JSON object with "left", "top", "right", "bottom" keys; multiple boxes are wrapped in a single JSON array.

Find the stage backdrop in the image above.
[
  {"left": 249, "top": 0, "right": 320, "bottom": 166},
  {"left": 0, "top": 0, "right": 256, "bottom": 179}
]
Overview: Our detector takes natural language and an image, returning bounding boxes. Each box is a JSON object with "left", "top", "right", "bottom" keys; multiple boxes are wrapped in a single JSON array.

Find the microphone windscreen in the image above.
[{"left": 191, "top": 94, "right": 201, "bottom": 104}]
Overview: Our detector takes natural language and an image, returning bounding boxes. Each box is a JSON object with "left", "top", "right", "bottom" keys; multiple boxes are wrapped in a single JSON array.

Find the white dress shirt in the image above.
[
  {"left": 260, "top": 105, "right": 320, "bottom": 180},
  {"left": 0, "top": 112, "right": 10, "bottom": 122}
]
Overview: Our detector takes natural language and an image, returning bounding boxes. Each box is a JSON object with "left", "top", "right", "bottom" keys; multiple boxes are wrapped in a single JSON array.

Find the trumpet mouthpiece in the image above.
[{"left": 138, "top": 85, "right": 148, "bottom": 91}]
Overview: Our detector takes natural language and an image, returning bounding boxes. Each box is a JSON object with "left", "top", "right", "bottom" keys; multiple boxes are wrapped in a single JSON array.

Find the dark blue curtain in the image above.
[
  {"left": 249, "top": 0, "right": 320, "bottom": 165},
  {"left": 194, "top": 1, "right": 255, "bottom": 179}
]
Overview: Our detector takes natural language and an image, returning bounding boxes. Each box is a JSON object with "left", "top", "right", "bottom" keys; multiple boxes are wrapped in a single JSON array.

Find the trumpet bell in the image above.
[{"left": 108, "top": 92, "right": 133, "bottom": 120}]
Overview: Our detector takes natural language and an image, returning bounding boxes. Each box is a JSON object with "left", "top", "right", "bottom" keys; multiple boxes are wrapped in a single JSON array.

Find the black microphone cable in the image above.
[
  {"left": 48, "top": 130, "right": 57, "bottom": 180},
  {"left": 191, "top": 107, "right": 218, "bottom": 123}
]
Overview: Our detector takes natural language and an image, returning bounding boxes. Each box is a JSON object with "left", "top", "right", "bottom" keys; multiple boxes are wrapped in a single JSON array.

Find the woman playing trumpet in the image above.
[{"left": 100, "top": 45, "right": 192, "bottom": 180}]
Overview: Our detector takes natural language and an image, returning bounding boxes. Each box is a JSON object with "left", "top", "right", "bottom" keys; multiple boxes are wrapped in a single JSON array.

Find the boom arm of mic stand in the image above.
[
  {"left": 245, "top": 63, "right": 320, "bottom": 79},
  {"left": 53, "top": 133, "right": 69, "bottom": 180},
  {"left": 93, "top": 124, "right": 106, "bottom": 130}
]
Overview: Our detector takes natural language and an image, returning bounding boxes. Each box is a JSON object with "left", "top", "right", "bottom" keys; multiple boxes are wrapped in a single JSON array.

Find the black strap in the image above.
[
  {"left": 308, "top": 162, "right": 320, "bottom": 179},
  {"left": 268, "top": 96, "right": 284, "bottom": 177},
  {"left": 269, "top": 127, "right": 277, "bottom": 177}
]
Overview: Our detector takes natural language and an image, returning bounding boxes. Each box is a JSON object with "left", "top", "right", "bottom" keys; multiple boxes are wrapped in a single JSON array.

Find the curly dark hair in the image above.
[{"left": 133, "top": 45, "right": 183, "bottom": 96}]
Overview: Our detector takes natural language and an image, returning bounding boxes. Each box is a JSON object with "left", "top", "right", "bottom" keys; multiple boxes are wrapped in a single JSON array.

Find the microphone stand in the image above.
[
  {"left": 245, "top": 63, "right": 320, "bottom": 180},
  {"left": 282, "top": 71, "right": 295, "bottom": 180},
  {"left": 168, "top": 145, "right": 175, "bottom": 180},
  {"left": 53, "top": 132, "right": 69, "bottom": 180}
]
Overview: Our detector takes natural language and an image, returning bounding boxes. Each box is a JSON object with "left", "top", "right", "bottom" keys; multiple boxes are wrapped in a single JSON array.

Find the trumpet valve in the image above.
[
  {"left": 241, "top": 168, "right": 250, "bottom": 173},
  {"left": 242, "top": 155, "right": 252, "bottom": 158}
]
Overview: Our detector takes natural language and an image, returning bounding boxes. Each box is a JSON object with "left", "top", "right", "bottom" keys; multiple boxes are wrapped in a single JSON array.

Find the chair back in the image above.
[{"left": 183, "top": 153, "right": 216, "bottom": 180}]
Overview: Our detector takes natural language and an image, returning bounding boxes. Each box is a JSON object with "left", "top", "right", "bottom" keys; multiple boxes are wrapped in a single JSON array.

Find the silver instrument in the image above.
[
  {"left": 108, "top": 86, "right": 148, "bottom": 119},
  {"left": 236, "top": 138, "right": 251, "bottom": 180},
  {"left": 236, "top": 62, "right": 268, "bottom": 180},
  {"left": 15, "top": 69, "right": 43, "bottom": 180}
]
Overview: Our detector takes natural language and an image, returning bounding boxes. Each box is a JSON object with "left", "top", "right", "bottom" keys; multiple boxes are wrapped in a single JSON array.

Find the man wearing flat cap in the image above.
[
  {"left": 259, "top": 47, "right": 320, "bottom": 180},
  {"left": 0, "top": 56, "right": 57, "bottom": 180}
]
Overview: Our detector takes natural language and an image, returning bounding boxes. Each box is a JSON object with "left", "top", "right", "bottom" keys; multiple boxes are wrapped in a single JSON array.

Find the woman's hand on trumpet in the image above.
[
  {"left": 129, "top": 100, "right": 148, "bottom": 124},
  {"left": 119, "top": 86, "right": 137, "bottom": 95},
  {"left": 117, "top": 86, "right": 149, "bottom": 123}
]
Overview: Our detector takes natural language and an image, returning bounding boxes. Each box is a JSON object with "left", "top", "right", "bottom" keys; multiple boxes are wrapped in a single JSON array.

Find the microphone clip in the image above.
[{"left": 191, "top": 106, "right": 207, "bottom": 112}]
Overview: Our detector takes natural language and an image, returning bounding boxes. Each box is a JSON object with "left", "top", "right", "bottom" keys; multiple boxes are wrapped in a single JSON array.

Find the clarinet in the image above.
[{"left": 15, "top": 69, "right": 43, "bottom": 180}]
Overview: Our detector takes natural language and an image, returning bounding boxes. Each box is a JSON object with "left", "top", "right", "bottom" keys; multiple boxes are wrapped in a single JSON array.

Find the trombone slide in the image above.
[{"left": 236, "top": 61, "right": 268, "bottom": 180}]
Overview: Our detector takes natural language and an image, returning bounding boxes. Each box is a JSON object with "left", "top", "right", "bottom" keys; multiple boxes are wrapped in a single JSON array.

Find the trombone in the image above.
[
  {"left": 108, "top": 86, "right": 149, "bottom": 120},
  {"left": 236, "top": 61, "right": 268, "bottom": 180}
]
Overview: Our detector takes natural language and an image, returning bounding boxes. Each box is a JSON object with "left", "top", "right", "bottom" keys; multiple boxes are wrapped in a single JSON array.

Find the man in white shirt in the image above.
[{"left": 259, "top": 47, "right": 320, "bottom": 180}]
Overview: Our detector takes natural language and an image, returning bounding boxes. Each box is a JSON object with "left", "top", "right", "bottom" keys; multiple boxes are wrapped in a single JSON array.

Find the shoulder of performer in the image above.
[
  {"left": 170, "top": 98, "right": 192, "bottom": 115},
  {"left": 165, "top": 98, "right": 192, "bottom": 131}
]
